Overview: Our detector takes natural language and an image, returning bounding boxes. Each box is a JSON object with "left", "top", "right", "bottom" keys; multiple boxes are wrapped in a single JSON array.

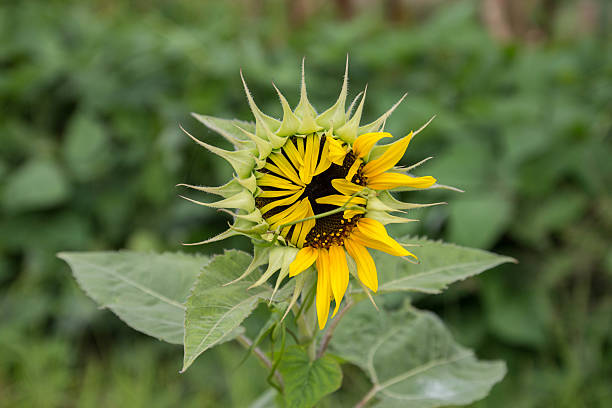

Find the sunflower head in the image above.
[{"left": 182, "top": 60, "right": 439, "bottom": 329}]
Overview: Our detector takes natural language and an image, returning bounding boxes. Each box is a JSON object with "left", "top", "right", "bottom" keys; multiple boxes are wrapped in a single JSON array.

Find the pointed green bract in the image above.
[
  {"left": 316, "top": 61, "right": 349, "bottom": 130},
  {"left": 191, "top": 113, "right": 255, "bottom": 148}
]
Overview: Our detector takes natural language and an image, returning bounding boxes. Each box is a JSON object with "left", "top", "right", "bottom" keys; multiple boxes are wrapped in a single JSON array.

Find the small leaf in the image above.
[
  {"left": 330, "top": 302, "right": 506, "bottom": 408},
  {"left": 279, "top": 346, "right": 342, "bottom": 408},
  {"left": 182, "top": 250, "right": 271, "bottom": 372},
  {"left": 58, "top": 251, "right": 209, "bottom": 344},
  {"left": 372, "top": 237, "right": 515, "bottom": 294}
]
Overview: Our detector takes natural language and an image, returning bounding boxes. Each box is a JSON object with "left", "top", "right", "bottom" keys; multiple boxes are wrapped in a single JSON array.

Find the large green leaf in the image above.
[
  {"left": 372, "top": 237, "right": 515, "bottom": 294},
  {"left": 58, "top": 251, "right": 209, "bottom": 344},
  {"left": 330, "top": 302, "right": 506, "bottom": 408},
  {"left": 182, "top": 250, "right": 271, "bottom": 372},
  {"left": 279, "top": 346, "right": 343, "bottom": 408}
]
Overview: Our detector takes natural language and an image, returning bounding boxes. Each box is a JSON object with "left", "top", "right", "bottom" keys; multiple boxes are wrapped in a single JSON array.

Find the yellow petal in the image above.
[
  {"left": 331, "top": 179, "right": 365, "bottom": 196},
  {"left": 314, "top": 136, "right": 332, "bottom": 176},
  {"left": 344, "top": 238, "right": 378, "bottom": 292},
  {"left": 345, "top": 158, "right": 362, "bottom": 181},
  {"left": 367, "top": 173, "right": 437, "bottom": 190},
  {"left": 258, "top": 189, "right": 299, "bottom": 198},
  {"left": 343, "top": 208, "right": 366, "bottom": 219},
  {"left": 260, "top": 190, "right": 303, "bottom": 215},
  {"left": 352, "top": 132, "right": 391, "bottom": 158},
  {"left": 362, "top": 131, "right": 413, "bottom": 178},
  {"left": 315, "top": 194, "right": 367, "bottom": 207},
  {"left": 315, "top": 249, "right": 331, "bottom": 330},
  {"left": 283, "top": 138, "right": 304, "bottom": 168},
  {"left": 257, "top": 173, "right": 302, "bottom": 191},
  {"left": 300, "top": 134, "right": 318, "bottom": 184},
  {"left": 327, "top": 137, "right": 347, "bottom": 166},
  {"left": 267, "top": 199, "right": 304, "bottom": 227},
  {"left": 289, "top": 247, "right": 318, "bottom": 277},
  {"left": 328, "top": 245, "right": 349, "bottom": 317},
  {"left": 351, "top": 218, "right": 417, "bottom": 258},
  {"left": 297, "top": 200, "right": 316, "bottom": 247},
  {"left": 296, "top": 137, "right": 305, "bottom": 157},
  {"left": 269, "top": 152, "right": 304, "bottom": 186}
]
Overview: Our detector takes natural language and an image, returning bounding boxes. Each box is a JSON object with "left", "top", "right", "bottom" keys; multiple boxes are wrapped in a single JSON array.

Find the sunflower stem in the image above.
[{"left": 235, "top": 333, "right": 284, "bottom": 390}]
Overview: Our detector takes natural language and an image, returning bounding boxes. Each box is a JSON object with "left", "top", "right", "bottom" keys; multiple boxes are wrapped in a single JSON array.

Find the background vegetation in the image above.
[{"left": 1, "top": 0, "right": 610, "bottom": 406}]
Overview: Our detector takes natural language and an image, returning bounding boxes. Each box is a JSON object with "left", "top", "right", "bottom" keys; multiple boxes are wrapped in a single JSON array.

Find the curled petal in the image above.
[
  {"left": 352, "top": 132, "right": 391, "bottom": 158},
  {"left": 363, "top": 132, "right": 413, "bottom": 178}
]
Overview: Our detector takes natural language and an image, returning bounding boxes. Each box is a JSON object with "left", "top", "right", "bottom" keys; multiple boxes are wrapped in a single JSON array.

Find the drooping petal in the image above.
[
  {"left": 289, "top": 247, "right": 318, "bottom": 277},
  {"left": 344, "top": 238, "right": 378, "bottom": 292},
  {"left": 315, "top": 195, "right": 367, "bottom": 207},
  {"left": 328, "top": 245, "right": 349, "bottom": 317},
  {"left": 366, "top": 173, "right": 437, "bottom": 190},
  {"left": 331, "top": 179, "right": 365, "bottom": 196},
  {"left": 351, "top": 218, "right": 417, "bottom": 258},
  {"left": 352, "top": 132, "right": 391, "bottom": 158},
  {"left": 315, "top": 249, "right": 332, "bottom": 330},
  {"left": 362, "top": 131, "right": 413, "bottom": 178}
]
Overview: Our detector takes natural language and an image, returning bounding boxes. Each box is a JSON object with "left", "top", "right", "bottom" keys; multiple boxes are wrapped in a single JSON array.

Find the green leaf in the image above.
[
  {"left": 372, "top": 237, "right": 515, "bottom": 294},
  {"left": 279, "top": 346, "right": 342, "bottom": 408},
  {"left": 2, "top": 159, "right": 70, "bottom": 212},
  {"left": 182, "top": 250, "right": 271, "bottom": 372},
  {"left": 58, "top": 251, "right": 209, "bottom": 344},
  {"left": 330, "top": 302, "right": 506, "bottom": 408}
]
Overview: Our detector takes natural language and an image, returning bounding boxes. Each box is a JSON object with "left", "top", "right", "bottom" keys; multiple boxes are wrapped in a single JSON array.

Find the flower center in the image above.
[{"left": 255, "top": 135, "right": 366, "bottom": 248}]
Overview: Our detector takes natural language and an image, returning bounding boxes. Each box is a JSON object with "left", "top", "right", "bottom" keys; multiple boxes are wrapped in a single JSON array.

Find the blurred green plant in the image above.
[{"left": 1, "top": 0, "right": 610, "bottom": 407}]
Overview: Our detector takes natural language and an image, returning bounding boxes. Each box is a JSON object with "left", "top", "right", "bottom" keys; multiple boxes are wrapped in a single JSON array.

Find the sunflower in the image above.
[{"left": 181, "top": 60, "right": 438, "bottom": 330}]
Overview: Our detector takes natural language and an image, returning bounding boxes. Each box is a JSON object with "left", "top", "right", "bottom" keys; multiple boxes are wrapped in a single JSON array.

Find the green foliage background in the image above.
[{"left": 1, "top": 0, "right": 610, "bottom": 406}]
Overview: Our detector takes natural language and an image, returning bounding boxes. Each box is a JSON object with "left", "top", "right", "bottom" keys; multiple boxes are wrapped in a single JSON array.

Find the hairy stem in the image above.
[{"left": 236, "top": 333, "right": 284, "bottom": 389}]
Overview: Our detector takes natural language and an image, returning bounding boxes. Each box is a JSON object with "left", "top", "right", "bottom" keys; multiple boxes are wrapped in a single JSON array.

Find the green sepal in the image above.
[
  {"left": 357, "top": 93, "right": 407, "bottom": 136},
  {"left": 191, "top": 113, "right": 255, "bottom": 149},
  {"left": 182, "top": 125, "right": 255, "bottom": 179},
  {"left": 274, "top": 84, "right": 301, "bottom": 137},
  {"left": 179, "top": 189, "right": 255, "bottom": 212},
  {"left": 316, "top": 61, "right": 348, "bottom": 130},
  {"left": 335, "top": 86, "right": 367, "bottom": 144},
  {"left": 176, "top": 178, "right": 245, "bottom": 199}
]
